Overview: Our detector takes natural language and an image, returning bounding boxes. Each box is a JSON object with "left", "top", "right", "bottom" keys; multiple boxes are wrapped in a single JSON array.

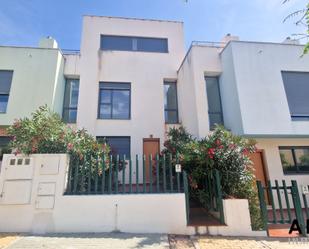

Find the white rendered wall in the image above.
[
  {"left": 256, "top": 138, "right": 309, "bottom": 192},
  {"left": 177, "top": 45, "right": 223, "bottom": 138},
  {"left": 77, "top": 16, "right": 185, "bottom": 161},
  {"left": 222, "top": 41, "right": 309, "bottom": 136},
  {"left": 0, "top": 154, "right": 188, "bottom": 234},
  {"left": 0, "top": 46, "right": 65, "bottom": 125}
]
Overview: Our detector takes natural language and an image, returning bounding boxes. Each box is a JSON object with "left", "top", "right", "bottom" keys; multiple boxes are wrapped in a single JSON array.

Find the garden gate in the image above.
[{"left": 256, "top": 180, "right": 307, "bottom": 235}]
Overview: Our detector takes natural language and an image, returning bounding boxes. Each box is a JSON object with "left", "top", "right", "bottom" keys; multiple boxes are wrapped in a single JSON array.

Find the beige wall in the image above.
[
  {"left": 0, "top": 46, "right": 65, "bottom": 125},
  {"left": 75, "top": 16, "right": 185, "bottom": 161}
]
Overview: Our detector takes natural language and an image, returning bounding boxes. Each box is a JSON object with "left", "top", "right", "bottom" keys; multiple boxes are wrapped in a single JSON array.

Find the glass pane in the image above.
[
  {"left": 137, "top": 37, "right": 168, "bottom": 53},
  {"left": 99, "top": 104, "right": 112, "bottom": 119},
  {"left": 295, "top": 148, "right": 309, "bottom": 168},
  {"left": 206, "top": 77, "right": 222, "bottom": 113},
  {"left": 282, "top": 72, "right": 309, "bottom": 116},
  {"left": 101, "top": 36, "right": 133, "bottom": 51},
  {"left": 165, "top": 110, "right": 178, "bottom": 124},
  {"left": 164, "top": 83, "right": 177, "bottom": 109},
  {"left": 112, "top": 90, "right": 130, "bottom": 119},
  {"left": 100, "top": 89, "right": 112, "bottom": 104},
  {"left": 70, "top": 80, "right": 79, "bottom": 107},
  {"left": 280, "top": 149, "right": 296, "bottom": 172},
  {"left": 104, "top": 137, "right": 130, "bottom": 158},
  {"left": 0, "top": 70, "right": 13, "bottom": 93},
  {"left": 209, "top": 113, "right": 223, "bottom": 129},
  {"left": 0, "top": 95, "right": 9, "bottom": 113},
  {"left": 63, "top": 108, "right": 77, "bottom": 123},
  {"left": 0, "top": 137, "right": 11, "bottom": 161}
]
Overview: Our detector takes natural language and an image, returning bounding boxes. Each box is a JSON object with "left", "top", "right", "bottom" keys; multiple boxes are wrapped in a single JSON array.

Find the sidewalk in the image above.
[{"left": 2, "top": 233, "right": 309, "bottom": 249}]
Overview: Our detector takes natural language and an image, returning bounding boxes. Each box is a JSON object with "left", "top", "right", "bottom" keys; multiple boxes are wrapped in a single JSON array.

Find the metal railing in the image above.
[
  {"left": 65, "top": 154, "right": 187, "bottom": 196},
  {"left": 257, "top": 180, "right": 306, "bottom": 235}
]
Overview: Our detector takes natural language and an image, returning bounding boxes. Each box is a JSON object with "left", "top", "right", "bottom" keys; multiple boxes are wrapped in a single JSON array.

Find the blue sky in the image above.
[{"left": 0, "top": 0, "right": 307, "bottom": 50}]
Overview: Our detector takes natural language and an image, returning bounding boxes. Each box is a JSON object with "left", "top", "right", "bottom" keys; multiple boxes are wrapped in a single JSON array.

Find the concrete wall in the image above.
[
  {"left": 222, "top": 41, "right": 309, "bottom": 136},
  {"left": 256, "top": 138, "right": 309, "bottom": 191},
  {"left": 0, "top": 46, "right": 65, "bottom": 125},
  {"left": 76, "top": 16, "right": 185, "bottom": 160},
  {"left": 177, "top": 45, "right": 223, "bottom": 138},
  {"left": 0, "top": 153, "right": 260, "bottom": 236},
  {"left": 0, "top": 154, "right": 188, "bottom": 234}
]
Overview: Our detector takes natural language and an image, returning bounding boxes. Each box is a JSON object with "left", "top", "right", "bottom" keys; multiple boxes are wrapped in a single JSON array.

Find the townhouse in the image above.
[{"left": 1, "top": 15, "right": 309, "bottom": 187}]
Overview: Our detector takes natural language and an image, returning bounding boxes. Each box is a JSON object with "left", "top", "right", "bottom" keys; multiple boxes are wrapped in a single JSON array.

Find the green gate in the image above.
[
  {"left": 256, "top": 180, "right": 306, "bottom": 235},
  {"left": 204, "top": 169, "right": 225, "bottom": 224}
]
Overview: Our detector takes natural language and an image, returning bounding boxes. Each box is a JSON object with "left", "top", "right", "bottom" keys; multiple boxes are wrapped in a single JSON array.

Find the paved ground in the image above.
[
  {"left": 5, "top": 233, "right": 169, "bottom": 249},
  {"left": 2, "top": 233, "right": 309, "bottom": 249}
]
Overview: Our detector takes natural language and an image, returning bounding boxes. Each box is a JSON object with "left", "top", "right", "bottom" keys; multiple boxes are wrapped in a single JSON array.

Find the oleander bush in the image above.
[
  {"left": 163, "top": 125, "right": 263, "bottom": 230},
  {"left": 7, "top": 105, "right": 110, "bottom": 164}
]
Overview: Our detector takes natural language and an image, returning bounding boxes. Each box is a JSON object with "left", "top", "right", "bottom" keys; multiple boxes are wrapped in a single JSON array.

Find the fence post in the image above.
[
  {"left": 291, "top": 180, "right": 306, "bottom": 236},
  {"left": 214, "top": 170, "right": 224, "bottom": 224},
  {"left": 183, "top": 171, "right": 190, "bottom": 224},
  {"left": 256, "top": 181, "right": 268, "bottom": 230}
]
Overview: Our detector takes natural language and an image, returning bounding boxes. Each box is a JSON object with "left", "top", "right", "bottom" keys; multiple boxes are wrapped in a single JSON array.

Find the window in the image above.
[
  {"left": 0, "top": 70, "right": 13, "bottom": 113},
  {"left": 282, "top": 71, "right": 309, "bottom": 120},
  {"left": 100, "top": 35, "right": 168, "bottom": 53},
  {"left": 279, "top": 146, "right": 309, "bottom": 174},
  {"left": 97, "top": 136, "right": 130, "bottom": 158},
  {"left": 0, "top": 137, "right": 11, "bottom": 161},
  {"left": 98, "top": 82, "right": 131, "bottom": 120},
  {"left": 205, "top": 77, "right": 224, "bottom": 129},
  {"left": 164, "top": 81, "right": 179, "bottom": 124},
  {"left": 63, "top": 79, "right": 79, "bottom": 123}
]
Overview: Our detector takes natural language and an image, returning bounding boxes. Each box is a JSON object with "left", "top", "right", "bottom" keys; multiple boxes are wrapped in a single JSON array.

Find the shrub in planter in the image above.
[{"left": 163, "top": 125, "right": 264, "bottom": 230}]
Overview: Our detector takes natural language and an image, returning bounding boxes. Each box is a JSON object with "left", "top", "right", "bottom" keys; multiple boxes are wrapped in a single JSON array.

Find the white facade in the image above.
[{"left": 1, "top": 15, "right": 309, "bottom": 199}]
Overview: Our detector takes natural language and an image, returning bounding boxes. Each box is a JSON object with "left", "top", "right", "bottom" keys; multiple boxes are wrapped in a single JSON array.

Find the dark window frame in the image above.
[
  {"left": 0, "top": 70, "right": 13, "bottom": 114},
  {"left": 100, "top": 35, "right": 169, "bottom": 53},
  {"left": 281, "top": 71, "right": 309, "bottom": 121},
  {"left": 164, "top": 81, "right": 179, "bottom": 124},
  {"left": 98, "top": 82, "right": 131, "bottom": 120},
  {"left": 279, "top": 146, "right": 309, "bottom": 174},
  {"left": 97, "top": 136, "right": 131, "bottom": 159},
  {"left": 62, "top": 79, "right": 79, "bottom": 123},
  {"left": 205, "top": 76, "right": 224, "bottom": 130}
]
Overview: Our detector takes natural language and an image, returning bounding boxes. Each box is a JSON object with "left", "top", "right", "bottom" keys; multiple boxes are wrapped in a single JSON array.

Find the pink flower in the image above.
[
  {"left": 67, "top": 143, "right": 74, "bottom": 151},
  {"left": 207, "top": 148, "right": 215, "bottom": 159},
  {"left": 243, "top": 148, "right": 249, "bottom": 155},
  {"left": 215, "top": 139, "right": 221, "bottom": 146}
]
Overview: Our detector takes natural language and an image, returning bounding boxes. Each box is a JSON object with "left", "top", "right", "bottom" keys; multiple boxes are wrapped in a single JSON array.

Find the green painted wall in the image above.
[{"left": 0, "top": 46, "right": 65, "bottom": 125}]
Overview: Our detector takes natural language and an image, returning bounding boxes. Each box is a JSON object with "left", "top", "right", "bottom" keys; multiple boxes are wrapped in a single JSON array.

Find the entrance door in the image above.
[
  {"left": 143, "top": 138, "right": 160, "bottom": 182},
  {"left": 250, "top": 151, "right": 268, "bottom": 186}
]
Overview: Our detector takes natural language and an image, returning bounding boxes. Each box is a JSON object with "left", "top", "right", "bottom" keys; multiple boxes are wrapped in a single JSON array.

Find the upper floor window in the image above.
[
  {"left": 279, "top": 146, "right": 309, "bottom": 174},
  {"left": 100, "top": 35, "right": 168, "bottom": 53},
  {"left": 164, "top": 81, "right": 179, "bottom": 124},
  {"left": 98, "top": 82, "right": 131, "bottom": 120},
  {"left": 63, "top": 79, "right": 79, "bottom": 123},
  {"left": 205, "top": 76, "right": 224, "bottom": 129},
  {"left": 97, "top": 136, "right": 130, "bottom": 159},
  {"left": 0, "top": 70, "right": 13, "bottom": 113},
  {"left": 282, "top": 71, "right": 309, "bottom": 121}
]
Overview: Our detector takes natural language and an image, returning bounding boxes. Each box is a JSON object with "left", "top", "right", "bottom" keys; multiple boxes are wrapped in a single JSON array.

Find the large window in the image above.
[
  {"left": 0, "top": 70, "right": 13, "bottom": 113},
  {"left": 279, "top": 146, "right": 309, "bottom": 174},
  {"left": 63, "top": 79, "right": 79, "bottom": 123},
  {"left": 205, "top": 76, "right": 224, "bottom": 129},
  {"left": 164, "top": 81, "right": 179, "bottom": 124},
  {"left": 98, "top": 82, "right": 131, "bottom": 120},
  {"left": 97, "top": 136, "right": 130, "bottom": 158},
  {"left": 282, "top": 71, "right": 309, "bottom": 120},
  {"left": 100, "top": 35, "right": 168, "bottom": 53}
]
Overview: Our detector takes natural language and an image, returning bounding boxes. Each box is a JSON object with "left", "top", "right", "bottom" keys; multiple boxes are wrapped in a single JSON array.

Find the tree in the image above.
[{"left": 284, "top": 0, "right": 309, "bottom": 54}]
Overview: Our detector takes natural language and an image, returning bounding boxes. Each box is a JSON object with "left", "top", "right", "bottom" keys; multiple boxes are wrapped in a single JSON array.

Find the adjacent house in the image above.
[
  {"left": 0, "top": 38, "right": 65, "bottom": 161},
  {"left": 1, "top": 15, "right": 309, "bottom": 187}
]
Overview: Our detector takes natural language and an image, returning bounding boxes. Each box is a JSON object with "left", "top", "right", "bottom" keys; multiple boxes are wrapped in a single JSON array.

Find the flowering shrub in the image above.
[
  {"left": 7, "top": 105, "right": 109, "bottom": 163},
  {"left": 163, "top": 125, "right": 263, "bottom": 230}
]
